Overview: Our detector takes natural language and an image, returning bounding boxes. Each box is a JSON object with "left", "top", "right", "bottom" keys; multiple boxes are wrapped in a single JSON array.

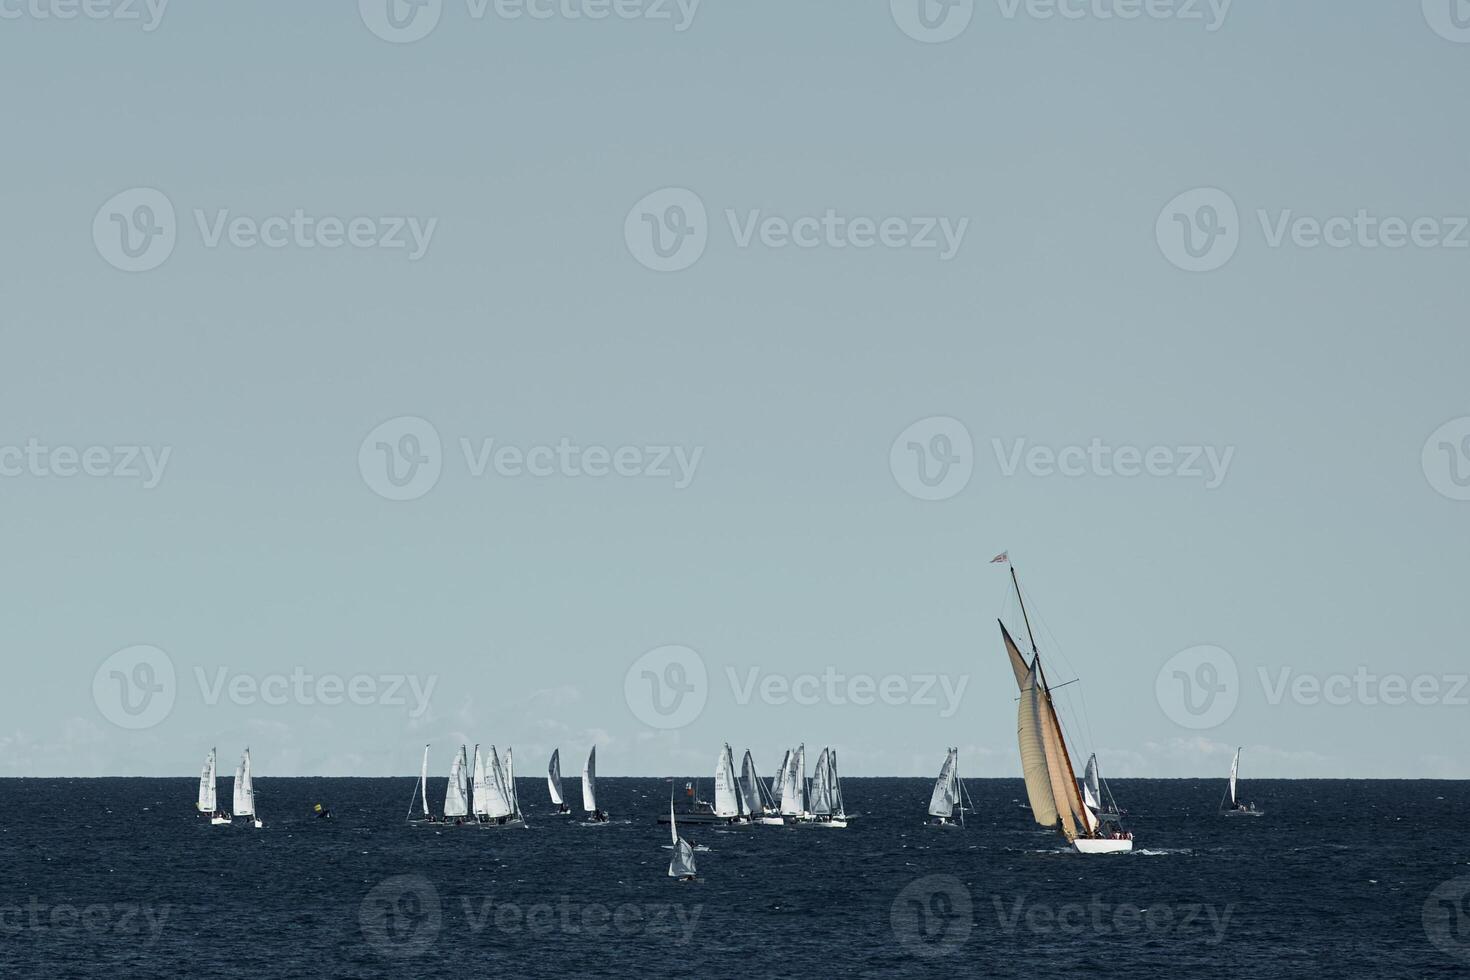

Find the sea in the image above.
[{"left": 0, "top": 777, "right": 1465, "bottom": 979}]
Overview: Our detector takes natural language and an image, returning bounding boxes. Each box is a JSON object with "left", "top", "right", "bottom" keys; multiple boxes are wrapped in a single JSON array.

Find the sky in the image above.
[{"left": 1, "top": 1, "right": 1467, "bottom": 781}]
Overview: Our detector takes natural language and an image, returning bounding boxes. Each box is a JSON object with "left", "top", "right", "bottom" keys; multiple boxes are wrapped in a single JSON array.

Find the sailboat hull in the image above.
[
  {"left": 1073, "top": 837, "right": 1132, "bottom": 854},
  {"left": 210, "top": 816, "right": 232, "bottom": 826},
  {"left": 1221, "top": 808, "right": 1265, "bottom": 817}
]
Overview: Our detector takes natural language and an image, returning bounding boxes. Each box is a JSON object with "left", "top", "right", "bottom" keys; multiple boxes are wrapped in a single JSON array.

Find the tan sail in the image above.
[
  {"left": 1001, "top": 620, "right": 1031, "bottom": 688},
  {"left": 1017, "top": 669, "right": 1059, "bottom": 828},
  {"left": 1037, "top": 681, "right": 1087, "bottom": 840}
]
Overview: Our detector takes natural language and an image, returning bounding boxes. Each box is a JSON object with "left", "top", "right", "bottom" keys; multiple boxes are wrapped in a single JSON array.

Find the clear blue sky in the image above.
[{"left": 2, "top": 1, "right": 1466, "bottom": 779}]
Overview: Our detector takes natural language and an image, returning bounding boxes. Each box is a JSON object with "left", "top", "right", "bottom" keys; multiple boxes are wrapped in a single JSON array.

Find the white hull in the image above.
[
  {"left": 812, "top": 818, "right": 847, "bottom": 828},
  {"left": 210, "top": 815, "right": 232, "bottom": 826},
  {"left": 756, "top": 816, "right": 785, "bottom": 826},
  {"left": 1073, "top": 837, "right": 1132, "bottom": 854},
  {"left": 1221, "top": 808, "right": 1264, "bottom": 817}
]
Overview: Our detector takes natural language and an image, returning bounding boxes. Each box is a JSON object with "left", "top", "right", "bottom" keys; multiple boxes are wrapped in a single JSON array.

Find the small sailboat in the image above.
[
  {"left": 547, "top": 748, "right": 571, "bottom": 814},
  {"left": 806, "top": 746, "right": 847, "bottom": 827},
  {"left": 779, "top": 744, "right": 809, "bottom": 824},
  {"left": 712, "top": 743, "right": 751, "bottom": 825},
  {"left": 927, "top": 747, "right": 971, "bottom": 827},
  {"left": 1220, "top": 747, "right": 1264, "bottom": 816},
  {"left": 1080, "top": 753, "right": 1124, "bottom": 830},
  {"left": 998, "top": 558, "right": 1134, "bottom": 854},
  {"left": 741, "top": 750, "right": 784, "bottom": 825},
  {"left": 406, "top": 744, "right": 434, "bottom": 826},
  {"left": 667, "top": 789, "right": 697, "bottom": 881},
  {"left": 770, "top": 748, "right": 791, "bottom": 817},
  {"left": 583, "top": 746, "right": 608, "bottom": 823},
  {"left": 198, "top": 748, "right": 230, "bottom": 825},
  {"left": 503, "top": 747, "right": 527, "bottom": 826},
  {"left": 233, "top": 748, "right": 262, "bottom": 829},
  {"left": 443, "top": 744, "right": 470, "bottom": 826}
]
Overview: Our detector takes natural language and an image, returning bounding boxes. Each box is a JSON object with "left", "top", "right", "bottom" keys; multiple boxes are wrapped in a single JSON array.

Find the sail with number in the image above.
[
  {"left": 198, "top": 748, "right": 217, "bottom": 813},
  {"left": 582, "top": 747, "right": 598, "bottom": 813},
  {"left": 477, "top": 746, "right": 512, "bottom": 819},
  {"left": 233, "top": 748, "right": 256, "bottom": 817},
  {"left": 929, "top": 748, "right": 960, "bottom": 818},
  {"left": 548, "top": 749, "right": 564, "bottom": 806},
  {"left": 444, "top": 744, "right": 469, "bottom": 818},
  {"left": 809, "top": 748, "right": 833, "bottom": 816},
  {"left": 714, "top": 743, "right": 743, "bottom": 818}
]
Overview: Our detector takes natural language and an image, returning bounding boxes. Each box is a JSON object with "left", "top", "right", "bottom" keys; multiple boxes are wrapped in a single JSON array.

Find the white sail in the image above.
[
  {"left": 928, "top": 748, "right": 959, "bottom": 818},
  {"left": 471, "top": 745, "right": 489, "bottom": 817},
  {"left": 667, "top": 794, "right": 696, "bottom": 878},
  {"left": 504, "top": 747, "right": 520, "bottom": 818},
  {"left": 444, "top": 745, "right": 469, "bottom": 818},
  {"left": 771, "top": 749, "right": 790, "bottom": 810},
  {"left": 741, "top": 751, "right": 775, "bottom": 812},
  {"left": 547, "top": 748, "right": 564, "bottom": 806},
  {"left": 233, "top": 748, "right": 255, "bottom": 817},
  {"left": 796, "top": 744, "right": 808, "bottom": 813},
  {"left": 197, "top": 748, "right": 217, "bottom": 812},
  {"left": 809, "top": 748, "right": 833, "bottom": 816},
  {"left": 779, "top": 747, "right": 801, "bottom": 816},
  {"left": 1228, "top": 747, "right": 1240, "bottom": 806},
  {"left": 478, "top": 746, "right": 513, "bottom": 819},
  {"left": 417, "top": 745, "right": 430, "bottom": 816},
  {"left": 713, "top": 743, "right": 742, "bottom": 818},
  {"left": 831, "top": 750, "right": 845, "bottom": 818},
  {"left": 1082, "top": 753, "right": 1102, "bottom": 812},
  {"left": 582, "top": 746, "right": 598, "bottom": 813}
]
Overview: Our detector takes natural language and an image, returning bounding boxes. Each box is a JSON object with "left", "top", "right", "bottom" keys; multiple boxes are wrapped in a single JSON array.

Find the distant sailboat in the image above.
[
  {"left": 198, "top": 747, "right": 230, "bottom": 825},
  {"left": 998, "top": 559, "right": 1134, "bottom": 854},
  {"left": 443, "top": 744, "right": 470, "bottom": 825},
  {"left": 927, "top": 747, "right": 970, "bottom": 827},
  {"left": 780, "top": 744, "right": 809, "bottom": 823},
  {"left": 712, "top": 743, "right": 751, "bottom": 825},
  {"left": 498, "top": 746, "right": 526, "bottom": 827},
  {"left": 1080, "top": 753, "right": 1123, "bottom": 829},
  {"left": 770, "top": 748, "right": 791, "bottom": 816},
  {"left": 406, "top": 744, "right": 433, "bottom": 826},
  {"left": 806, "top": 746, "right": 847, "bottom": 827},
  {"left": 583, "top": 746, "right": 608, "bottom": 823},
  {"left": 233, "top": 748, "right": 262, "bottom": 829},
  {"left": 667, "top": 789, "right": 697, "bottom": 881},
  {"left": 548, "top": 748, "right": 570, "bottom": 814},
  {"left": 741, "top": 750, "right": 784, "bottom": 825},
  {"left": 1220, "top": 747, "right": 1264, "bottom": 816}
]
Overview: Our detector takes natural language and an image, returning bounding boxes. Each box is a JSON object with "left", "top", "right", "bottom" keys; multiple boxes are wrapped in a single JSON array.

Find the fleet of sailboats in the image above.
[
  {"left": 1220, "top": 747, "right": 1264, "bottom": 816},
  {"left": 197, "top": 747, "right": 261, "bottom": 828}
]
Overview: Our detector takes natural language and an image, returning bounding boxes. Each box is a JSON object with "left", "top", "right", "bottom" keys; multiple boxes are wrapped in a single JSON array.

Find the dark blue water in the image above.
[{"left": 1, "top": 778, "right": 1466, "bottom": 979}]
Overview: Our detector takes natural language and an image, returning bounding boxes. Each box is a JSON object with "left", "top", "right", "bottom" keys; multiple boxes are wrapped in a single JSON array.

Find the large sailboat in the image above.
[
  {"left": 806, "top": 746, "right": 847, "bottom": 827},
  {"left": 547, "top": 748, "right": 571, "bottom": 814},
  {"left": 998, "top": 558, "right": 1134, "bottom": 854},
  {"left": 1220, "top": 747, "right": 1264, "bottom": 816},
  {"left": 233, "top": 748, "right": 263, "bottom": 829},
  {"left": 927, "top": 747, "right": 971, "bottom": 827},
  {"left": 583, "top": 746, "right": 608, "bottom": 823},
  {"left": 198, "top": 747, "right": 230, "bottom": 825}
]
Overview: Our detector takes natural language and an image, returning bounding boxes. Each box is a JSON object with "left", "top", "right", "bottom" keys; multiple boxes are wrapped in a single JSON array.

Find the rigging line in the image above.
[{"left": 1020, "top": 580, "right": 1102, "bottom": 756}]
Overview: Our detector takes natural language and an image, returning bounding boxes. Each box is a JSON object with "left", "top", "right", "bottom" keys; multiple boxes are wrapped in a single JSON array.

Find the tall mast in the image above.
[{"left": 1011, "top": 565, "right": 1040, "bottom": 657}]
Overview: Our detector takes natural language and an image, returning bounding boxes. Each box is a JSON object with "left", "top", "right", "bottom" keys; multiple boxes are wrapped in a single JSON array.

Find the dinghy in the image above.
[
  {"left": 233, "top": 748, "right": 262, "bottom": 829},
  {"left": 998, "top": 557, "right": 1134, "bottom": 854},
  {"left": 547, "top": 748, "right": 571, "bottom": 814},
  {"left": 583, "top": 746, "right": 609, "bottom": 823},
  {"left": 406, "top": 744, "right": 434, "bottom": 826},
  {"left": 806, "top": 746, "right": 847, "bottom": 827},
  {"left": 443, "top": 744, "right": 470, "bottom": 826},
  {"left": 1220, "top": 747, "right": 1264, "bottom": 816},
  {"left": 927, "top": 747, "right": 970, "bottom": 827},
  {"left": 741, "top": 750, "right": 784, "bottom": 825},
  {"left": 667, "top": 789, "right": 697, "bottom": 881},
  {"left": 198, "top": 748, "right": 230, "bottom": 825}
]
